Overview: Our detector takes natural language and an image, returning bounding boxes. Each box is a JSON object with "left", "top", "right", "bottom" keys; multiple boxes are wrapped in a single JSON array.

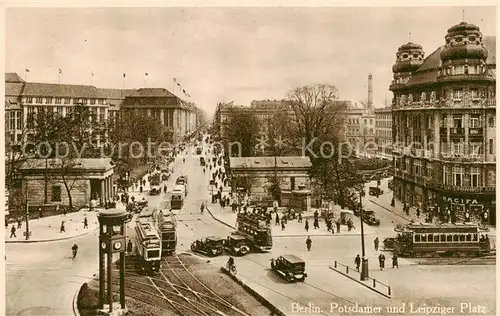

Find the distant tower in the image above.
[{"left": 367, "top": 73, "right": 374, "bottom": 111}]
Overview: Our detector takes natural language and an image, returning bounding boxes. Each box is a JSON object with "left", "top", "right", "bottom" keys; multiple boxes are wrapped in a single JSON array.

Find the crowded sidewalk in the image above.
[{"left": 5, "top": 208, "right": 99, "bottom": 243}]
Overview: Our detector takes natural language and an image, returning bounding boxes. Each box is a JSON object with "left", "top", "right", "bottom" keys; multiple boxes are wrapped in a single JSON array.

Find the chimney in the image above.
[{"left": 367, "top": 73, "right": 373, "bottom": 110}]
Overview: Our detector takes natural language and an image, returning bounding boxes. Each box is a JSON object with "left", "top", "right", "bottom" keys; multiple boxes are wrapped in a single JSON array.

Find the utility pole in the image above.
[
  {"left": 359, "top": 189, "right": 368, "bottom": 280},
  {"left": 25, "top": 201, "right": 30, "bottom": 240},
  {"left": 44, "top": 158, "right": 48, "bottom": 204}
]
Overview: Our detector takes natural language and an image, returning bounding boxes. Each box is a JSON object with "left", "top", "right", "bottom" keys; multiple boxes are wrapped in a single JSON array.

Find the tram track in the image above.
[{"left": 113, "top": 254, "right": 252, "bottom": 315}]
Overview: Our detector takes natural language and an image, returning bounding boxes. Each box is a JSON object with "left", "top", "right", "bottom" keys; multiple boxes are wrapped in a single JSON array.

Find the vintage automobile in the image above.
[
  {"left": 149, "top": 185, "right": 161, "bottom": 195},
  {"left": 190, "top": 236, "right": 224, "bottom": 257},
  {"left": 176, "top": 176, "right": 188, "bottom": 186},
  {"left": 362, "top": 210, "right": 380, "bottom": 226},
  {"left": 223, "top": 235, "right": 251, "bottom": 256},
  {"left": 270, "top": 254, "right": 307, "bottom": 282},
  {"left": 339, "top": 210, "right": 354, "bottom": 225},
  {"left": 369, "top": 186, "right": 383, "bottom": 196}
]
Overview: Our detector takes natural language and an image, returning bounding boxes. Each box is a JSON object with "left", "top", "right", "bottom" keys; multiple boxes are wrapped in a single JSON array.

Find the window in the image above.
[
  {"left": 443, "top": 166, "right": 449, "bottom": 185},
  {"left": 469, "top": 115, "right": 480, "bottom": 128},
  {"left": 426, "top": 164, "right": 432, "bottom": 177},
  {"left": 99, "top": 108, "right": 105, "bottom": 122},
  {"left": 364, "top": 119, "right": 367, "bottom": 124},
  {"left": 453, "top": 166, "right": 464, "bottom": 186},
  {"left": 26, "top": 97, "right": 33, "bottom": 103},
  {"left": 90, "top": 98, "right": 96, "bottom": 105},
  {"left": 56, "top": 106, "right": 63, "bottom": 116},
  {"left": 470, "top": 88, "right": 479, "bottom": 98},
  {"left": 414, "top": 234, "right": 420, "bottom": 242},
  {"left": 414, "top": 160, "right": 421, "bottom": 175},
  {"left": 16, "top": 134, "right": 22, "bottom": 142},
  {"left": 470, "top": 167, "right": 480, "bottom": 187},
  {"left": 405, "top": 159, "right": 410, "bottom": 172},
  {"left": 16, "top": 111, "right": 23, "bottom": 129},
  {"left": 453, "top": 89, "right": 463, "bottom": 99},
  {"left": 81, "top": 98, "right": 88, "bottom": 105},
  {"left": 489, "top": 139, "right": 494, "bottom": 154},
  {"left": 45, "top": 97, "right": 52, "bottom": 104},
  {"left": 290, "top": 177, "right": 295, "bottom": 190},
  {"left": 454, "top": 65, "right": 465, "bottom": 75},
  {"left": 9, "top": 111, "right": 16, "bottom": 130},
  {"left": 98, "top": 99, "right": 104, "bottom": 105},
  {"left": 36, "top": 97, "right": 43, "bottom": 104},
  {"left": 488, "top": 116, "right": 495, "bottom": 128},
  {"left": 370, "top": 119, "right": 373, "bottom": 125},
  {"left": 51, "top": 186, "right": 62, "bottom": 202},
  {"left": 440, "top": 114, "right": 448, "bottom": 128},
  {"left": 27, "top": 107, "right": 35, "bottom": 129},
  {"left": 55, "top": 97, "right": 62, "bottom": 104},
  {"left": 453, "top": 141, "right": 463, "bottom": 155},
  {"left": 64, "top": 98, "right": 70, "bottom": 104},
  {"left": 469, "top": 142, "right": 482, "bottom": 156},
  {"left": 453, "top": 115, "right": 463, "bottom": 128}
]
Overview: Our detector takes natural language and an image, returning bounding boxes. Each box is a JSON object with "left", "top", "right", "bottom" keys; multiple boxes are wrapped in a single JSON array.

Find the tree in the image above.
[
  {"left": 221, "top": 108, "right": 260, "bottom": 157},
  {"left": 285, "top": 84, "right": 362, "bottom": 205},
  {"left": 265, "top": 172, "right": 282, "bottom": 202},
  {"left": 30, "top": 105, "right": 100, "bottom": 209}
]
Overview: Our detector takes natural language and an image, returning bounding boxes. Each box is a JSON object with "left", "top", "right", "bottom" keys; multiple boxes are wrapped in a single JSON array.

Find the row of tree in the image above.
[
  {"left": 220, "top": 84, "right": 365, "bottom": 207},
  {"left": 5, "top": 105, "right": 183, "bottom": 210}
]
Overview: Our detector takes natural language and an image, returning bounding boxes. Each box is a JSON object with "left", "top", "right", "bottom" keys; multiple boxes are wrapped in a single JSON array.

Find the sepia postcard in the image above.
[{"left": 3, "top": 3, "right": 497, "bottom": 316}]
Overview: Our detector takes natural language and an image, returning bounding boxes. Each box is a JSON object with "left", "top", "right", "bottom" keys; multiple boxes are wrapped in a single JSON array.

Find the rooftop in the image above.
[
  {"left": 5, "top": 73, "right": 25, "bottom": 83},
  {"left": 19, "top": 158, "right": 115, "bottom": 171},
  {"left": 230, "top": 156, "right": 312, "bottom": 169},
  {"left": 21, "top": 82, "right": 101, "bottom": 98}
]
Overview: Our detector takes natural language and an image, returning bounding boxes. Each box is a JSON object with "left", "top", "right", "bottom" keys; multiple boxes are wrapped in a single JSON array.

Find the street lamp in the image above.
[{"left": 359, "top": 189, "right": 369, "bottom": 280}]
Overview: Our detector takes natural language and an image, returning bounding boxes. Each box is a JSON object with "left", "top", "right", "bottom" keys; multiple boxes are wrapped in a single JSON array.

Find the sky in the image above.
[{"left": 5, "top": 5, "right": 496, "bottom": 115}]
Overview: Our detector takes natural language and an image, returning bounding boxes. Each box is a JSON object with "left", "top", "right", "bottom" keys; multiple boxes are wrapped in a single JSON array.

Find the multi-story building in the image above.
[
  {"left": 374, "top": 107, "right": 393, "bottom": 159},
  {"left": 4, "top": 73, "right": 199, "bottom": 147},
  {"left": 390, "top": 21, "right": 495, "bottom": 224},
  {"left": 343, "top": 104, "right": 376, "bottom": 155}
]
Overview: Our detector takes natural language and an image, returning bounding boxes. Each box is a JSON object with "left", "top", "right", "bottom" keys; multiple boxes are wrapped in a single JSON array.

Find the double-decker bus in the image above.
[{"left": 235, "top": 212, "right": 272, "bottom": 252}]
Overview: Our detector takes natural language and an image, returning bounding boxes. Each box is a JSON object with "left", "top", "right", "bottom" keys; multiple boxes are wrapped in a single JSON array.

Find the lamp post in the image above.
[{"left": 359, "top": 190, "right": 369, "bottom": 280}]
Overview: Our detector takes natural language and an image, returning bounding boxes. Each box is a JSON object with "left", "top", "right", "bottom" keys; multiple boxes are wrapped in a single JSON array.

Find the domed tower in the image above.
[
  {"left": 392, "top": 42, "right": 425, "bottom": 85},
  {"left": 439, "top": 21, "right": 488, "bottom": 76}
]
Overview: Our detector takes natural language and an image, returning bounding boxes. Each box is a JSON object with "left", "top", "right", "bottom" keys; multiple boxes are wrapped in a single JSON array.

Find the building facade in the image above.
[
  {"left": 229, "top": 156, "right": 312, "bottom": 210},
  {"left": 343, "top": 102, "right": 376, "bottom": 156},
  {"left": 5, "top": 73, "right": 199, "bottom": 147},
  {"left": 374, "top": 107, "right": 393, "bottom": 159},
  {"left": 390, "top": 22, "right": 496, "bottom": 224},
  {"left": 17, "top": 158, "right": 115, "bottom": 208}
]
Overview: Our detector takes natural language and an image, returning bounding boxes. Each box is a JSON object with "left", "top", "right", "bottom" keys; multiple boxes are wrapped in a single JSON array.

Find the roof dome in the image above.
[
  {"left": 392, "top": 42, "right": 425, "bottom": 73},
  {"left": 440, "top": 22, "right": 488, "bottom": 61}
]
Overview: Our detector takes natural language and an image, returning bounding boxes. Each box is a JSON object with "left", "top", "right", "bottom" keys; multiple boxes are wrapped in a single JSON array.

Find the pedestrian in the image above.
[
  {"left": 297, "top": 213, "right": 303, "bottom": 223},
  {"left": 10, "top": 225, "right": 16, "bottom": 238},
  {"left": 38, "top": 208, "right": 43, "bottom": 218},
  {"left": 336, "top": 220, "right": 340, "bottom": 233},
  {"left": 416, "top": 207, "right": 420, "bottom": 218},
  {"left": 281, "top": 220, "right": 285, "bottom": 231},
  {"left": 390, "top": 198, "right": 395, "bottom": 207},
  {"left": 355, "top": 254, "right": 361, "bottom": 271},
  {"left": 378, "top": 253, "right": 386, "bottom": 270},
  {"left": 60, "top": 221, "right": 66, "bottom": 233},
  {"left": 306, "top": 236, "right": 312, "bottom": 251},
  {"left": 326, "top": 219, "right": 332, "bottom": 232},
  {"left": 140, "top": 186, "right": 143, "bottom": 193},
  {"left": 83, "top": 216, "right": 88, "bottom": 229},
  {"left": 275, "top": 213, "right": 280, "bottom": 226},
  {"left": 305, "top": 219, "right": 309, "bottom": 232},
  {"left": 313, "top": 217, "right": 319, "bottom": 229},
  {"left": 314, "top": 210, "right": 319, "bottom": 219},
  {"left": 127, "top": 239, "right": 133, "bottom": 254},
  {"left": 5, "top": 218, "right": 8, "bottom": 229},
  {"left": 374, "top": 237, "right": 379, "bottom": 251},
  {"left": 392, "top": 253, "right": 398, "bottom": 268},
  {"left": 17, "top": 218, "right": 22, "bottom": 229}
]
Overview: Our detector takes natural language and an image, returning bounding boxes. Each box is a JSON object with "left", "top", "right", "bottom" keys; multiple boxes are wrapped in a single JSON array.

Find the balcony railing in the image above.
[
  {"left": 469, "top": 128, "right": 483, "bottom": 136},
  {"left": 395, "top": 174, "right": 496, "bottom": 194},
  {"left": 437, "top": 73, "right": 495, "bottom": 82},
  {"left": 449, "top": 128, "right": 465, "bottom": 136},
  {"left": 394, "top": 98, "right": 495, "bottom": 109}
]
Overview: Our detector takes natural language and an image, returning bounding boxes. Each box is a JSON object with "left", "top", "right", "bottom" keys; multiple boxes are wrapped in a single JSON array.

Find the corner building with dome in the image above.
[{"left": 390, "top": 21, "right": 496, "bottom": 224}]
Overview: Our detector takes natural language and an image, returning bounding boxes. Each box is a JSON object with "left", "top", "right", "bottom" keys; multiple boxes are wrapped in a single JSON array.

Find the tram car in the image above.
[
  {"left": 386, "top": 223, "right": 491, "bottom": 257},
  {"left": 134, "top": 217, "right": 162, "bottom": 274},
  {"left": 153, "top": 210, "right": 177, "bottom": 256},
  {"left": 236, "top": 212, "right": 272, "bottom": 252}
]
